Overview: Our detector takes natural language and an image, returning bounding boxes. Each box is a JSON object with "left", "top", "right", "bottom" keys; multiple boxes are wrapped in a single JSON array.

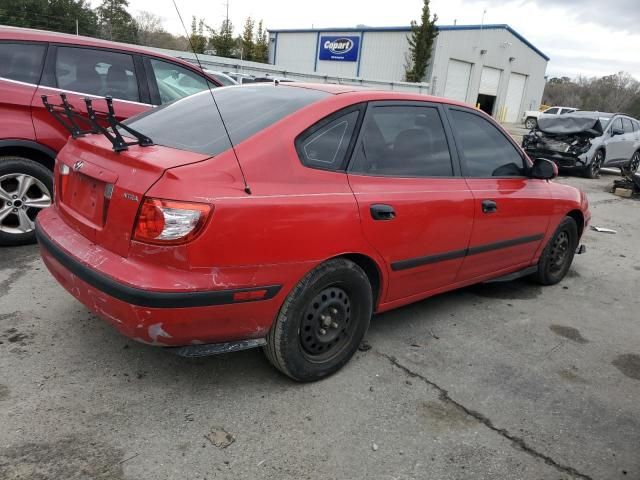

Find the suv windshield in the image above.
[{"left": 123, "top": 85, "right": 329, "bottom": 155}]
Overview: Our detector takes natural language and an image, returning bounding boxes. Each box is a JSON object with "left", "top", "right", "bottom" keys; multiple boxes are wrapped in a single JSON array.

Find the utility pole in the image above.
[{"left": 76, "top": 19, "right": 79, "bottom": 35}]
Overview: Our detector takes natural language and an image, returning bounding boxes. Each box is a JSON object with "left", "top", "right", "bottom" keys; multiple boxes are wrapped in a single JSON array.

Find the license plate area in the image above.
[{"left": 66, "top": 173, "right": 107, "bottom": 227}]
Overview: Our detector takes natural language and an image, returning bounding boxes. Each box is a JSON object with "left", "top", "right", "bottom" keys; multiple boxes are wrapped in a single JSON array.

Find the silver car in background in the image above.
[{"left": 522, "top": 111, "right": 640, "bottom": 178}]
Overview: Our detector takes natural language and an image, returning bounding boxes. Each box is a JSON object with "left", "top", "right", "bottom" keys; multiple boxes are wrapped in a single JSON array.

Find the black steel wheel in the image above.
[
  {"left": 585, "top": 150, "right": 604, "bottom": 179},
  {"left": 531, "top": 216, "right": 578, "bottom": 285},
  {"left": 265, "top": 258, "right": 373, "bottom": 382}
]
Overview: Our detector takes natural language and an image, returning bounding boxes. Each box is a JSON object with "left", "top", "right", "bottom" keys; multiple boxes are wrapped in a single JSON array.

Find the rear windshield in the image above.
[{"left": 123, "top": 85, "right": 329, "bottom": 155}]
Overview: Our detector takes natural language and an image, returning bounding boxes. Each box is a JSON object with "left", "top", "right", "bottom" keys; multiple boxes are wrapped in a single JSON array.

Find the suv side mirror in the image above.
[
  {"left": 611, "top": 128, "right": 624, "bottom": 137},
  {"left": 530, "top": 158, "right": 558, "bottom": 180}
]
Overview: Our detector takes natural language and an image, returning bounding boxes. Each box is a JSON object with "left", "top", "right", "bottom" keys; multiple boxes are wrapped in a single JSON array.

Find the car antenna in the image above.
[{"left": 171, "top": 0, "right": 252, "bottom": 195}]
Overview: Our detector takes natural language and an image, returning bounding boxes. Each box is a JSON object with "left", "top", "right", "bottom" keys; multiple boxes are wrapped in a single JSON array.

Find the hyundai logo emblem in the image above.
[
  {"left": 325, "top": 38, "right": 354, "bottom": 55},
  {"left": 73, "top": 161, "right": 84, "bottom": 171}
]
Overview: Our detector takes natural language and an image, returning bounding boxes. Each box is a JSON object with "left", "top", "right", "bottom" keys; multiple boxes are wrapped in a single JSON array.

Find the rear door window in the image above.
[
  {"left": 0, "top": 42, "right": 46, "bottom": 84},
  {"left": 55, "top": 47, "right": 140, "bottom": 102},
  {"left": 148, "top": 59, "right": 210, "bottom": 104},
  {"left": 449, "top": 108, "right": 525, "bottom": 177},
  {"left": 349, "top": 104, "right": 454, "bottom": 177}
]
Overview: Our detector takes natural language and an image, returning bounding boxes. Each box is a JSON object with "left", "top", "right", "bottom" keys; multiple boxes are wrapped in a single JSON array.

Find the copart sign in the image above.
[{"left": 319, "top": 36, "right": 360, "bottom": 62}]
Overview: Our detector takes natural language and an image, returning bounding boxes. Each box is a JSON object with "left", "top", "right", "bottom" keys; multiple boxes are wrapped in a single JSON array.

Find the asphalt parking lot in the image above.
[{"left": 1, "top": 171, "right": 638, "bottom": 480}]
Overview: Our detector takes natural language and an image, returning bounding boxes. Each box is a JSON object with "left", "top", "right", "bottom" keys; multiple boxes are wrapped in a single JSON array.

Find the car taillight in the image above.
[
  {"left": 57, "top": 163, "right": 70, "bottom": 200},
  {"left": 133, "top": 198, "right": 212, "bottom": 245}
]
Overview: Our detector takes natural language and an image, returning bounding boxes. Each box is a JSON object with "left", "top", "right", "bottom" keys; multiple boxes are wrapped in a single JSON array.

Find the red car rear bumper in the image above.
[{"left": 35, "top": 207, "right": 299, "bottom": 347}]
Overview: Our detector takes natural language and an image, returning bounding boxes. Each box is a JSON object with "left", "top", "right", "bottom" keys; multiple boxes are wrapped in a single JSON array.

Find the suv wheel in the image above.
[
  {"left": 584, "top": 150, "right": 604, "bottom": 179},
  {"left": 525, "top": 117, "right": 537, "bottom": 129},
  {"left": 628, "top": 151, "right": 640, "bottom": 174},
  {"left": 265, "top": 258, "right": 373, "bottom": 382},
  {"left": 0, "top": 157, "right": 53, "bottom": 246}
]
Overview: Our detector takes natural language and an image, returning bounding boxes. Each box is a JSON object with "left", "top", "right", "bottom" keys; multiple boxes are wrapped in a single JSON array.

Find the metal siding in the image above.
[
  {"left": 358, "top": 31, "right": 409, "bottom": 81},
  {"left": 273, "top": 32, "right": 317, "bottom": 72},
  {"left": 504, "top": 73, "right": 527, "bottom": 122},
  {"left": 443, "top": 59, "right": 472, "bottom": 102}
]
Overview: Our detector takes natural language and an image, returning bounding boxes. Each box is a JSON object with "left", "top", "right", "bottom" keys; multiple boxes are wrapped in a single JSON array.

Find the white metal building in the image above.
[{"left": 268, "top": 24, "right": 549, "bottom": 123}]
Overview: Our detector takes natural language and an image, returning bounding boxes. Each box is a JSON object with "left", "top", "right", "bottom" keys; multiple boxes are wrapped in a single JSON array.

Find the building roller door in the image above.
[
  {"left": 504, "top": 73, "right": 527, "bottom": 123},
  {"left": 443, "top": 59, "right": 472, "bottom": 102},
  {"left": 479, "top": 67, "right": 501, "bottom": 95}
]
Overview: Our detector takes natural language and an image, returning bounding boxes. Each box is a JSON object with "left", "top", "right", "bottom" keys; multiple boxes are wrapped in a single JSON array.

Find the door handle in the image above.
[
  {"left": 370, "top": 204, "right": 396, "bottom": 221},
  {"left": 482, "top": 199, "right": 498, "bottom": 214}
]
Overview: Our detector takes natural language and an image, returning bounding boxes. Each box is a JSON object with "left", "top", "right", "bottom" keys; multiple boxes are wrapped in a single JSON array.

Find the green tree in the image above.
[
  {"left": 0, "top": 0, "right": 97, "bottom": 36},
  {"left": 210, "top": 18, "right": 235, "bottom": 58},
  {"left": 405, "top": 0, "right": 438, "bottom": 83},
  {"left": 240, "top": 17, "right": 255, "bottom": 60},
  {"left": 253, "top": 20, "right": 269, "bottom": 63},
  {"left": 189, "top": 16, "right": 207, "bottom": 54},
  {"left": 96, "top": 0, "right": 137, "bottom": 43}
]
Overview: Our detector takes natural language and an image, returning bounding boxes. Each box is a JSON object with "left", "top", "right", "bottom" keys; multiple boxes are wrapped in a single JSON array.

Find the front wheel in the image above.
[
  {"left": 584, "top": 150, "right": 604, "bottom": 179},
  {"left": 628, "top": 151, "right": 640, "bottom": 174},
  {"left": 0, "top": 157, "right": 53, "bottom": 246},
  {"left": 531, "top": 217, "right": 578, "bottom": 285},
  {"left": 264, "top": 258, "right": 373, "bottom": 382}
]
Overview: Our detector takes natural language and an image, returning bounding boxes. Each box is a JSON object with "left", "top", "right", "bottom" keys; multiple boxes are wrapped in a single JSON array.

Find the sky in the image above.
[{"left": 116, "top": 0, "right": 640, "bottom": 80}]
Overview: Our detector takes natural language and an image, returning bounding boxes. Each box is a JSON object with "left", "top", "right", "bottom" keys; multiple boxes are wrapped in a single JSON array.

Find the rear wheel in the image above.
[
  {"left": 525, "top": 117, "right": 537, "bottom": 129},
  {"left": 584, "top": 150, "right": 604, "bottom": 179},
  {"left": 264, "top": 258, "right": 372, "bottom": 382},
  {"left": 0, "top": 157, "right": 53, "bottom": 246},
  {"left": 531, "top": 217, "right": 578, "bottom": 285}
]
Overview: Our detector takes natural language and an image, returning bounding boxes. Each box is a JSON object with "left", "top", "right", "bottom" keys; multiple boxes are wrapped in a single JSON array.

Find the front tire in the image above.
[
  {"left": 264, "top": 258, "right": 373, "bottom": 382},
  {"left": 628, "top": 151, "right": 640, "bottom": 174},
  {"left": 531, "top": 217, "right": 578, "bottom": 285},
  {"left": 0, "top": 157, "right": 53, "bottom": 246},
  {"left": 584, "top": 150, "right": 604, "bottom": 179}
]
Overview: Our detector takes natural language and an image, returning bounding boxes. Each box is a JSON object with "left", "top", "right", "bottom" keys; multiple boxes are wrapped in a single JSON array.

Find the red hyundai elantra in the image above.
[{"left": 36, "top": 83, "right": 590, "bottom": 381}]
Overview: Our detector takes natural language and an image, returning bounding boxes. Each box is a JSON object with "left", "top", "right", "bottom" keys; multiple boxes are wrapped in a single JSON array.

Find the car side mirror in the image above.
[
  {"left": 530, "top": 158, "right": 558, "bottom": 180},
  {"left": 611, "top": 128, "right": 624, "bottom": 137}
]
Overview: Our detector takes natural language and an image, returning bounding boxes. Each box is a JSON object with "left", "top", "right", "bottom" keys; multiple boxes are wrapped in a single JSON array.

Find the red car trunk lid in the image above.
[{"left": 56, "top": 136, "right": 211, "bottom": 257}]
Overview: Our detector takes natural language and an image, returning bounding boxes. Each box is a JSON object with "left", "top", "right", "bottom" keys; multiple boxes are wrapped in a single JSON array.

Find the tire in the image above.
[
  {"left": 628, "top": 150, "right": 640, "bottom": 174},
  {"left": 264, "top": 258, "right": 373, "bottom": 382},
  {"left": 525, "top": 117, "right": 537, "bottom": 129},
  {"left": 584, "top": 150, "right": 604, "bottom": 179},
  {"left": 0, "top": 157, "right": 54, "bottom": 246},
  {"left": 531, "top": 217, "right": 578, "bottom": 286}
]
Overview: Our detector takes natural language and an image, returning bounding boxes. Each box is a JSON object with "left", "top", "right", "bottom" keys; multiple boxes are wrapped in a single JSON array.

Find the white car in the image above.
[{"left": 523, "top": 106, "right": 577, "bottom": 129}]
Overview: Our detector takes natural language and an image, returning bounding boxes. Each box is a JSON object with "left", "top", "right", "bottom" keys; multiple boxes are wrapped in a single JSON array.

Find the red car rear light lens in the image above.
[
  {"left": 133, "top": 198, "right": 212, "bottom": 245},
  {"left": 57, "top": 163, "right": 70, "bottom": 200}
]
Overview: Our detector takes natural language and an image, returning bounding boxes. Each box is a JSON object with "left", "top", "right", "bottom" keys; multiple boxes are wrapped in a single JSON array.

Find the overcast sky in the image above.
[{"left": 117, "top": 0, "right": 640, "bottom": 80}]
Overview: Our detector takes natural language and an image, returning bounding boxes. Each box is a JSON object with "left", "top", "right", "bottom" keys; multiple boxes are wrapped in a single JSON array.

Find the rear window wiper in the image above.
[{"left": 41, "top": 94, "right": 153, "bottom": 153}]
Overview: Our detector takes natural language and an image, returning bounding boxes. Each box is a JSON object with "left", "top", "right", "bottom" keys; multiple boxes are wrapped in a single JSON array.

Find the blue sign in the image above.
[{"left": 319, "top": 36, "right": 360, "bottom": 62}]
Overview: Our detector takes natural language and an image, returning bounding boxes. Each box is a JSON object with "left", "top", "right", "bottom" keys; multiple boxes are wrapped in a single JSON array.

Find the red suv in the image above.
[
  {"left": 36, "top": 84, "right": 590, "bottom": 381},
  {"left": 0, "top": 26, "right": 220, "bottom": 246}
]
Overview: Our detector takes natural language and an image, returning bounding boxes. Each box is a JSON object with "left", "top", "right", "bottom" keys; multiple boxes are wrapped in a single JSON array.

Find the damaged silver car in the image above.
[{"left": 522, "top": 112, "right": 640, "bottom": 178}]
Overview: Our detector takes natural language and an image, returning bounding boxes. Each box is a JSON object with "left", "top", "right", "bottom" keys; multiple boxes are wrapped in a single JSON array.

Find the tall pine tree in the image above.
[
  {"left": 405, "top": 0, "right": 438, "bottom": 83},
  {"left": 211, "top": 18, "right": 235, "bottom": 58},
  {"left": 253, "top": 20, "right": 269, "bottom": 63},
  {"left": 240, "top": 17, "right": 255, "bottom": 61}
]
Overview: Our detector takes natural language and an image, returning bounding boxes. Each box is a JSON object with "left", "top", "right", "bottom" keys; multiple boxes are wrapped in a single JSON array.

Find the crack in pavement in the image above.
[{"left": 379, "top": 352, "right": 593, "bottom": 480}]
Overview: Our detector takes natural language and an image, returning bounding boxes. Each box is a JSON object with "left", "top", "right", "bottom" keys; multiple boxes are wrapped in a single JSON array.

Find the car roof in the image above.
[{"left": 0, "top": 26, "right": 194, "bottom": 65}]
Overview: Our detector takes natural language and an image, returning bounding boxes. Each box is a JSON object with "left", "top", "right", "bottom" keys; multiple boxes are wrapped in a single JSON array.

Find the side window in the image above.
[
  {"left": 0, "top": 42, "right": 46, "bottom": 84},
  {"left": 296, "top": 110, "right": 359, "bottom": 170},
  {"left": 611, "top": 118, "right": 623, "bottom": 133},
  {"left": 55, "top": 47, "right": 139, "bottom": 102},
  {"left": 350, "top": 105, "right": 453, "bottom": 177},
  {"left": 449, "top": 109, "right": 525, "bottom": 177},
  {"left": 545, "top": 107, "right": 559, "bottom": 114},
  {"left": 149, "top": 59, "right": 209, "bottom": 104},
  {"left": 622, "top": 118, "right": 634, "bottom": 134}
]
